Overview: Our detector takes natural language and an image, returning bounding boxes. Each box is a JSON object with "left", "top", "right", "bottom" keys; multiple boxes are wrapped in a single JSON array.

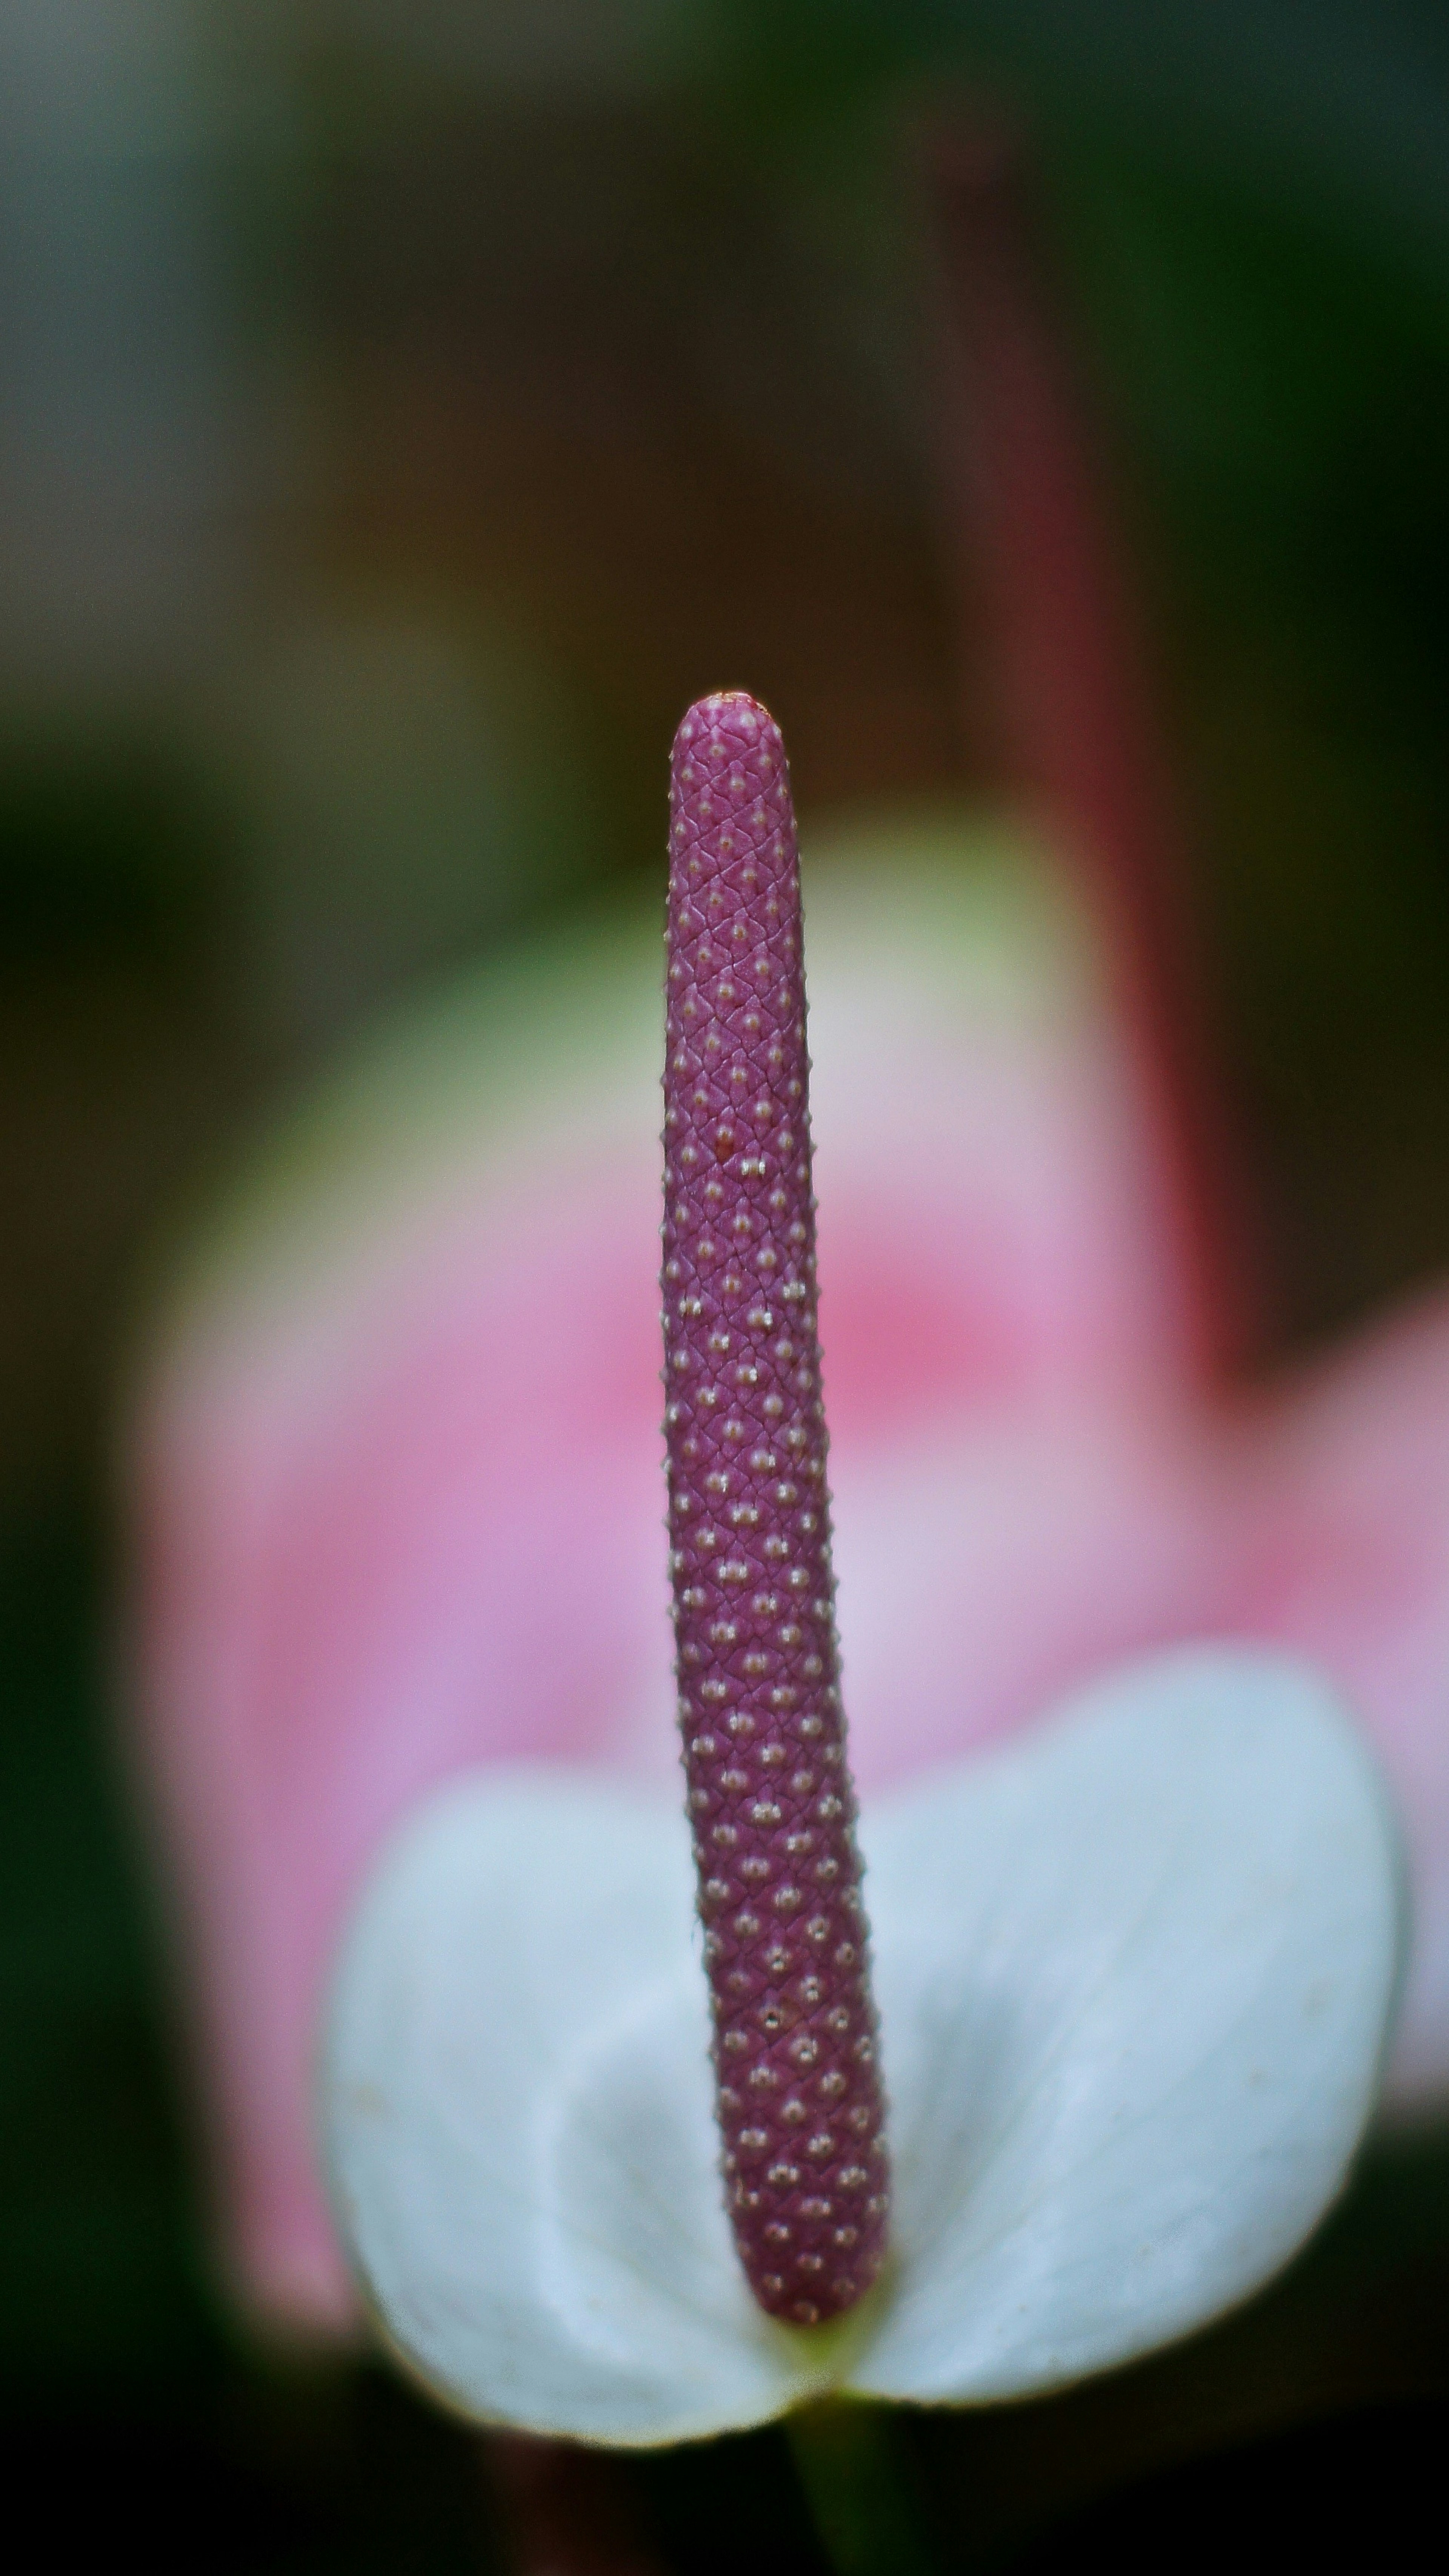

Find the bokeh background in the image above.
[{"left": 5, "top": 3, "right": 1449, "bottom": 2566}]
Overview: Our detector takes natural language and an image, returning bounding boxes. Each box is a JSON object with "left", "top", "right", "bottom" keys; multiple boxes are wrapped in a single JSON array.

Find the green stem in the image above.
[{"left": 786, "top": 2399, "right": 941, "bottom": 2576}]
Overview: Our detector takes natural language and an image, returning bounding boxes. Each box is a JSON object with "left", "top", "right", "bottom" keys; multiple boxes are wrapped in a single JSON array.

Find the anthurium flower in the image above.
[
  {"left": 128, "top": 766, "right": 1199, "bottom": 2325},
  {"left": 127, "top": 689, "right": 1449, "bottom": 2347},
  {"left": 121, "top": 85, "right": 1449, "bottom": 2382},
  {"left": 319, "top": 692, "right": 1399, "bottom": 2444}
]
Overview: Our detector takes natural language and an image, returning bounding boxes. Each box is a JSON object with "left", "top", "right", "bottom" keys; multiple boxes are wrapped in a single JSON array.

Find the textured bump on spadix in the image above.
[{"left": 662, "top": 689, "right": 889, "bottom": 2322}]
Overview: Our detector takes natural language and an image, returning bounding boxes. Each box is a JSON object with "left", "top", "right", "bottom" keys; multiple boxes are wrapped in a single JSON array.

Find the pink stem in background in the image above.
[
  {"left": 664, "top": 691, "right": 889, "bottom": 2324},
  {"left": 485, "top": 2436, "right": 666, "bottom": 2576},
  {"left": 931, "top": 126, "right": 1255, "bottom": 1382}
]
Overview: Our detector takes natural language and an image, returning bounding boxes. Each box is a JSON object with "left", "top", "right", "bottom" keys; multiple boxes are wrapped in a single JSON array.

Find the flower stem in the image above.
[
  {"left": 786, "top": 2401, "right": 941, "bottom": 2576},
  {"left": 663, "top": 690, "right": 889, "bottom": 2324},
  {"left": 931, "top": 123, "right": 1255, "bottom": 1380},
  {"left": 483, "top": 2433, "right": 665, "bottom": 2576}
]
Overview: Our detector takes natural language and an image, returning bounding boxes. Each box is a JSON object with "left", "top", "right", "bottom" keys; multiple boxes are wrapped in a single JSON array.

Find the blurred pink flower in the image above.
[{"left": 125, "top": 822, "right": 1449, "bottom": 2337}]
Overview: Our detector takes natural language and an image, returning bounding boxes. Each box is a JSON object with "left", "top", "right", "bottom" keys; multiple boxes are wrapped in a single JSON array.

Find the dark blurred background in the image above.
[{"left": 5, "top": 3, "right": 1449, "bottom": 2567}]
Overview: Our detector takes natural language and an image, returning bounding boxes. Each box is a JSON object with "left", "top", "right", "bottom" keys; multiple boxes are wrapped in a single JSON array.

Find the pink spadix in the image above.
[{"left": 663, "top": 690, "right": 889, "bottom": 2324}]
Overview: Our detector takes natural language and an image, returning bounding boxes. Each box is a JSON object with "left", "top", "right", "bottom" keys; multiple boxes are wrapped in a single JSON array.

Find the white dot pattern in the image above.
[{"left": 661, "top": 689, "right": 888, "bottom": 2325}]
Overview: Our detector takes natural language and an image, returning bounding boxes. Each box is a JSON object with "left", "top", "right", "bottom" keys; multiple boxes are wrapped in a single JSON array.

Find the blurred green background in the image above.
[{"left": 4, "top": 3, "right": 1449, "bottom": 2565}]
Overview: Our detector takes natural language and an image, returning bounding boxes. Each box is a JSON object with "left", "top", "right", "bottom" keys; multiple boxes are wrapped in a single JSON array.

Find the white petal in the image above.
[
  {"left": 322, "top": 1771, "right": 838, "bottom": 2444},
  {"left": 324, "top": 1651, "right": 1401, "bottom": 2443},
  {"left": 848, "top": 1644, "right": 1403, "bottom": 2403}
]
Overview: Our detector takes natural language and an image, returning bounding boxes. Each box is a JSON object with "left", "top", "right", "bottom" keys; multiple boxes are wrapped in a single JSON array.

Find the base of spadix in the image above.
[{"left": 321, "top": 1646, "right": 1401, "bottom": 2447}]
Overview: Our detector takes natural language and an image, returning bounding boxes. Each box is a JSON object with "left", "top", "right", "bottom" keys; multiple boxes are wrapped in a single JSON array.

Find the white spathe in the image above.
[{"left": 322, "top": 1645, "right": 1403, "bottom": 2447}]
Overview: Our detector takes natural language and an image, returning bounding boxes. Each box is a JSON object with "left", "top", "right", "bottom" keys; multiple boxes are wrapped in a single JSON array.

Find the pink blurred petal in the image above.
[
  {"left": 1243, "top": 1296, "right": 1449, "bottom": 2113},
  {"left": 838, "top": 1398, "right": 1237, "bottom": 1794}
]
